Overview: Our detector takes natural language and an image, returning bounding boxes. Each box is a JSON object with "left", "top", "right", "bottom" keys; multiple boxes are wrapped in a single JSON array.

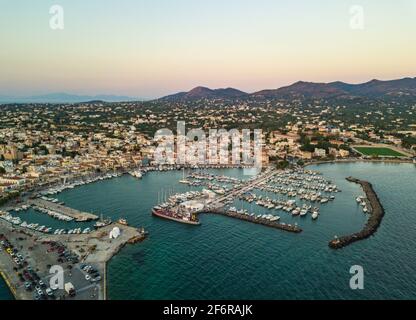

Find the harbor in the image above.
[
  {"left": 151, "top": 167, "right": 339, "bottom": 230},
  {"left": 1, "top": 162, "right": 415, "bottom": 300}
]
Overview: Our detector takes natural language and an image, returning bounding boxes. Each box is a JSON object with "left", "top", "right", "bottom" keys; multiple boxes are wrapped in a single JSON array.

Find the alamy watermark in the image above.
[
  {"left": 153, "top": 121, "right": 264, "bottom": 175},
  {"left": 350, "top": 265, "right": 364, "bottom": 290},
  {"left": 349, "top": 5, "right": 365, "bottom": 30},
  {"left": 49, "top": 265, "right": 65, "bottom": 290},
  {"left": 49, "top": 5, "right": 64, "bottom": 30}
]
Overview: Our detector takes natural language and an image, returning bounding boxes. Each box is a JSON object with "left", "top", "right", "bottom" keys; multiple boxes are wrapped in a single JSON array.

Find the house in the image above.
[
  {"left": 300, "top": 151, "right": 313, "bottom": 160},
  {"left": 339, "top": 149, "right": 350, "bottom": 158},
  {"left": 314, "top": 148, "right": 326, "bottom": 158}
]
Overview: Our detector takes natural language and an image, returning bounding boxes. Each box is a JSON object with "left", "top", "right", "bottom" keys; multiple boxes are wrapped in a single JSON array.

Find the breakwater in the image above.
[{"left": 329, "top": 177, "right": 385, "bottom": 249}]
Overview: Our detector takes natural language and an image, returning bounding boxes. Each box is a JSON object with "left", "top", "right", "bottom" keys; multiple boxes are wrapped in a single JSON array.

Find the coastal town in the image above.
[
  {"left": 1, "top": 99, "right": 415, "bottom": 198},
  {"left": 0, "top": 95, "right": 416, "bottom": 300}
]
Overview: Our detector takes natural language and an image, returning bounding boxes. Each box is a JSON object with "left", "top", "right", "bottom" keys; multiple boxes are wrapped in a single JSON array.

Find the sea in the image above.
[{"left": 1, "top": 162, "right": 415, "bottom": 300}]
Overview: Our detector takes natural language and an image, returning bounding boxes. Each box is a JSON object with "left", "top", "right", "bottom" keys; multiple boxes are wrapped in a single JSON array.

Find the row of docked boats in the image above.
[
  {"left": 162, "top": 190, "right": 204, "bottom": 205},
  {"left": 32, "top": 206, "right": 74, "bottom": 222},
  {"left": 129, "top": 170, "right": 143, "bottom": 179},
  {"left": 256, "top": 184, "right": 334, "bottom": 204},
  {"left": 356, "top": 196, "right": 370, "bottom": 213},
  {"left": 269, "top": 169, "right": 340, "bottom": 193},
  {"left": 12, "top": 205, "right": 30, "bottom": 212},
  {"left": 228, "top": 207, "right": 281, "bottom": 222},
  {"left": 239, "top": 193, "right": 320, "bottom": 220},
  {"left": 39, "top": 172, "right": 123, "bottom": 196},
  {"left": 188, "top": 172, "right": 242, "bottom": 184},
  {"left": 53, "top": 228, "right": 91, "bottom": 235},
  {"left": 0, "top": 211, "right": 93, "bottom": 235}
]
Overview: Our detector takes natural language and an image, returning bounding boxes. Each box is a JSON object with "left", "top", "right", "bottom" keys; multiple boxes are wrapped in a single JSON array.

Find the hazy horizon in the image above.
[{"left": 1, "top": 0, "right": 416, "bottom": 98}]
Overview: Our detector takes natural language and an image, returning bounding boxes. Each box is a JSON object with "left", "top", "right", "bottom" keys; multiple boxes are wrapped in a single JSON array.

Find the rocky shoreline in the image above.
[{"left": 329, "top": 177, "right": 385, "bottom": 249}]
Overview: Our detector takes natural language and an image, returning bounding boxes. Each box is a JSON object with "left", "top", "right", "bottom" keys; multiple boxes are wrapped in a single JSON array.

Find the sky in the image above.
[{"left": 0, "top": 0, "right": 416, "bottom": 99}]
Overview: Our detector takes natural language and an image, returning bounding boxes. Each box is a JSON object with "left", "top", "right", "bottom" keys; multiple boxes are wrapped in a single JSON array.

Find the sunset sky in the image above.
[{"left": 1, "top": 0, "right": 416, "bottom": 98}]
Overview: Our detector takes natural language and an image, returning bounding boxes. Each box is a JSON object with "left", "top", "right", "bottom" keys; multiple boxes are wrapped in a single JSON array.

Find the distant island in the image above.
[{"left": 0, "top": 93, "right": 140, "bottom": 104}]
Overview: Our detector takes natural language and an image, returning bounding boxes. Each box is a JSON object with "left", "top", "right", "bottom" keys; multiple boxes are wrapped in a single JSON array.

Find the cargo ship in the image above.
[{"left": 152, "top": 206, "right": 201, "bottom": 225}]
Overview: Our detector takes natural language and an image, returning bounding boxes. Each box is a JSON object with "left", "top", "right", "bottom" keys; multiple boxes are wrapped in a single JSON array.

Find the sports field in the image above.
[{"left": 354, "top": 147, "right": 406, "bottom": 157}]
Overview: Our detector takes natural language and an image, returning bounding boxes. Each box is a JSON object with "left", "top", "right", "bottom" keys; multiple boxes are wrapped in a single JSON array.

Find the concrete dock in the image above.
[
  {"left": 206, "top": 209, "right": 302, "bottom": 233},
  {"left": 28, "top": 199, "right": 99, "bottom": 222}
]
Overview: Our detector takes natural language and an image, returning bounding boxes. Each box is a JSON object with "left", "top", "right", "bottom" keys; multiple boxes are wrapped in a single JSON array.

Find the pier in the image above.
[
  {"left": 162, "top": 168, "right": 303, "bottom": 233},
  {"left": 329, "top": 177, "right": 385, "bottom": 249},
  {"left": 207, "top": 168, "right": 278, "bottom": 208},
  {"left": 206, "top": 209, "right": 302, "bottom": 233},
  {"left": 27, "top": 199, "right": 99, "bottom": 222}
]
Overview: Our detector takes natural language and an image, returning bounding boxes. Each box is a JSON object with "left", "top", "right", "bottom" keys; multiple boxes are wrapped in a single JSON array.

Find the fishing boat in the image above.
[{"left": 94, "top": 214, "right": 112, "bottom": 228}]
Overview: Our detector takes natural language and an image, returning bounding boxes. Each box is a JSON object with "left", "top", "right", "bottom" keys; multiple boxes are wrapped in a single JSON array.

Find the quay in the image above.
[
  {"left": 329, "top": 177, "right": 385, "bottom": 249},
  {"left": 27, "top": 199, "right": 99, "bottom": 222},
  {"left": 206, "top": 209, "right": 302, "bottom": 233}
]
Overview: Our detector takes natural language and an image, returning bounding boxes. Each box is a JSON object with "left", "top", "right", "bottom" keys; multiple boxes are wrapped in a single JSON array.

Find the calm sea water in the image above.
[{"left": 1, "top": 162, "right": 416, "bottom": 300}]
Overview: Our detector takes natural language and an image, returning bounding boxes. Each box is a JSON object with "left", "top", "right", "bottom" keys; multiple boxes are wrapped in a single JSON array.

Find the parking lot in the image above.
[{"left": 0, "top": 220, "right": 104, "bottom": 300}]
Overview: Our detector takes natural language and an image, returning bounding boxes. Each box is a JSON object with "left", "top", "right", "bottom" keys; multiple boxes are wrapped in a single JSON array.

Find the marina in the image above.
[
  {"left": 1, "top": 162, "right": 416, "bottom": 300},
  {"left": 151, "top": 167, "right": 338, "bottom": 229}
]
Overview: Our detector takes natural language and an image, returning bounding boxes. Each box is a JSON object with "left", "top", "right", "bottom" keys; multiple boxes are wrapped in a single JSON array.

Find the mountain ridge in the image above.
[{"left": 159, "top": 77, "right": 416, "bottom": 101}]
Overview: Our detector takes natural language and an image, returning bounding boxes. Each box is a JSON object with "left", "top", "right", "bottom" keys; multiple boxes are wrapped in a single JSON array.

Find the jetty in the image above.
[
  {"left": 27, "top": 199, "right": 99, "bottom": 222},
  {"left": 329, "top": 177, "right": 385, "bottom": 249},
  {"left": 207, "top": 209, "right": 302, "bottom": 233}
]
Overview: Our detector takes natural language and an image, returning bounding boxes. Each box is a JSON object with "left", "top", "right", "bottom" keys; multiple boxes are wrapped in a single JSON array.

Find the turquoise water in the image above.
[{"left": 1, "top": 163, "right": 416, "bottom": 300}]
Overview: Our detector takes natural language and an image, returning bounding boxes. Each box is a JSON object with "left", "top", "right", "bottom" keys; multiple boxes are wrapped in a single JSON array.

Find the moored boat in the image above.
[{"left": 152, "top": 207, "right": 200, "bottom": 225}]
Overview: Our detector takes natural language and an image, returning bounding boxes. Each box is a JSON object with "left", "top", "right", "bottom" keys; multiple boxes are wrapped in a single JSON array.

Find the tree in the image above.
[{"left": 276, "top": 160, "right": 290, "bottom": 170}]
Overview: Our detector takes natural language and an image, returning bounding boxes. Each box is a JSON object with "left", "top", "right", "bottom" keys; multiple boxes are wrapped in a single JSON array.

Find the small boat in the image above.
[{"left": 118, "top": 218, "right": 128, "bottom": 226}]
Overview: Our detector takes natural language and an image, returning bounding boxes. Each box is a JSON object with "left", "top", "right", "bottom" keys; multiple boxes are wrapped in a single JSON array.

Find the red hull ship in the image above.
[{"left": 152, "top": 207, "right": 201, "bottom": 225}]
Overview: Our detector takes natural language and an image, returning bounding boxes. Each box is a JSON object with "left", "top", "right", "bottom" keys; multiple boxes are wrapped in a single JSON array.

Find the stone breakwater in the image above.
[{"left": 329, "top": 177, "right": 385, "bottom": 249}]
